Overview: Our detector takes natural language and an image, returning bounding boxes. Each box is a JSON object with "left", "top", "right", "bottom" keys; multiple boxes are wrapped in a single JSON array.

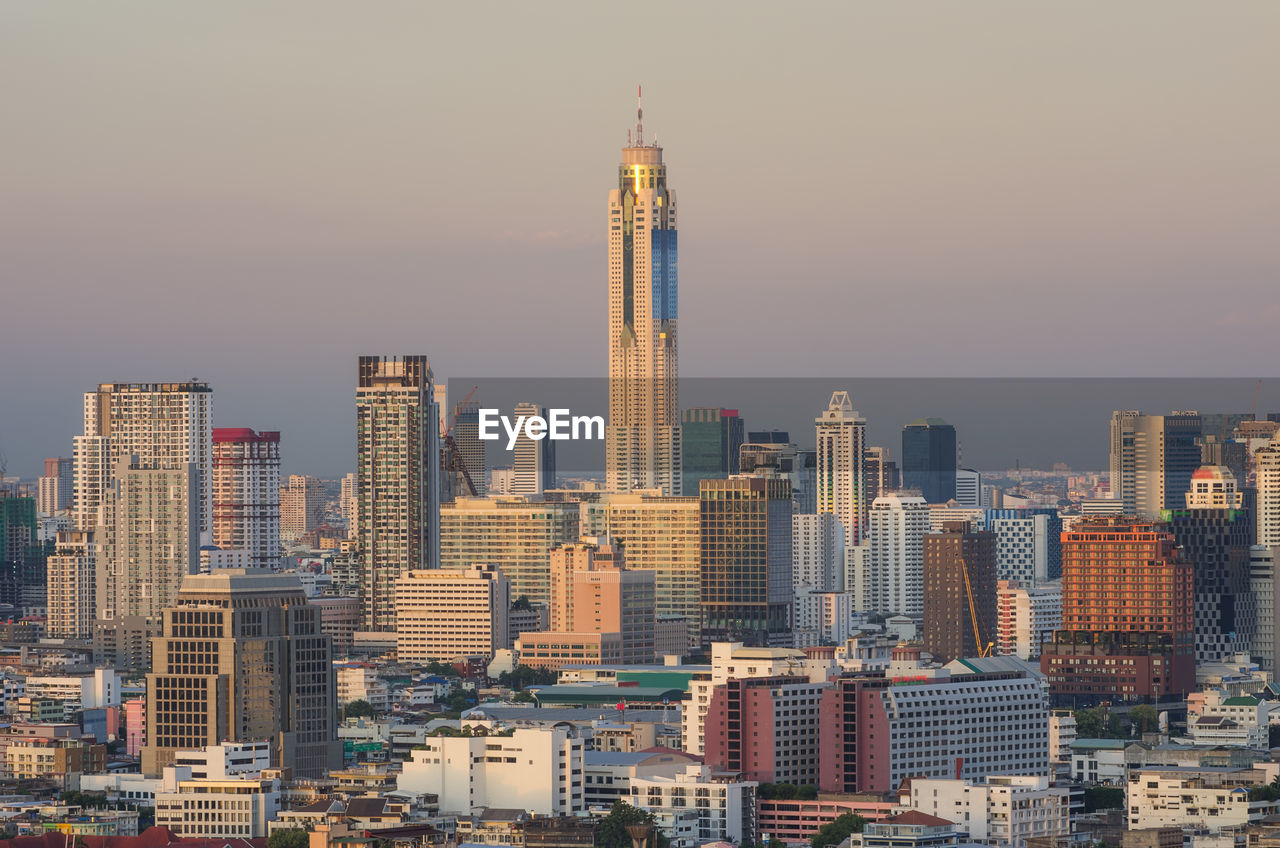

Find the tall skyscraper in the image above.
[
  {"left": 72, "top": 381, "right": 213, "bottom": 535},
  {"left": 681, "top": 408, "right": 744, "bottom": 495},
  {"left": 142, "top": 569, "right": 340, "bottom": 778},
  {"left": 1163, "top": 465, "right": 1253, "bottom": 663},
  {"left": 356, "top": 355, "right": 440, "bottom": 632},
  {"left": 451, "top": 402, "right": 487, "bottom": 497},
  {"left": 1041, "top": 518, "right": 1195, "bottom": 701},
  {"left": 606, "top": 92, "right": 680, "bottom": 495},
  {"left": 922, "top": 521, "right": 996, "bottom": 663},
  {"left": 699, "top": 476, "right": 793, "bottom": 646},
  {"left": 1109, "top": 410, "right": 1203, "bottom": 518},
  {"left": 863, "top": 446, "right": 900, "bottom": 504},
  {"left": 211, "top": 428, "right": 280, "bottom": 570},
  {"left": 0, "top": 492, "right": 42, "bottom": 608},
  {"left": 279, "top": 475, "right": 325, "bottom": 542},
  {"left": 96, "top": 457, "right": 199, "bottom": 628},
  {"left": 860, "top": 493, "right": 930, "bottom": 617},
  {"left": 47, "top": 530, "right": 95, "bottom": 640},
  {"left": 792, "top": 513, "right": 844, "bottom": 592},
  {"left": 1257, "top": 438, "right": 1280, "bottom": 547},
  {"left": 815, "top": 392, "right": 867, "bottom": 545},
  {"left": 511, "top": 402, "right": 556, "bottom": 495},
  {"left": 339, "top": 472, "right": 357, "bottom": 536},
  {"left": 901, "top": 418, "right": 957, "bottom": 504},
  {"left": 38, "top": 457, "right": 73, "bottom": 514}
]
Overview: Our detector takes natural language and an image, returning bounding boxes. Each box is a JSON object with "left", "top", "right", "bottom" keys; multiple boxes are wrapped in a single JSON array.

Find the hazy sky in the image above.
[{"left": 3, "top": 2, "right": 1278, "bottom": 477}]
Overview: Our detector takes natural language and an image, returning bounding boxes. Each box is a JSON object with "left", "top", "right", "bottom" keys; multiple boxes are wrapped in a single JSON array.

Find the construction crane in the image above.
[
  {"left": 442, "top": 386, "right": 480, "bottom": 497},
  {"left": 958, "top": 556, "right": 994, "bottom": 658}
]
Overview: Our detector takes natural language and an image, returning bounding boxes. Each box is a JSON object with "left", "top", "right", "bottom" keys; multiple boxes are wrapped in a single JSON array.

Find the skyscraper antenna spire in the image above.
[{"left": 636, "top": 84, "right": 644, "bottom": 147}]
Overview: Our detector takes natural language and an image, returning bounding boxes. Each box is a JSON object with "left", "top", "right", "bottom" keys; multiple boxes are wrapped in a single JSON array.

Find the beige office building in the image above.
[
  {"left": 142, "top": 569, "right": 340, "bottom": 778},
  {"left": 46, "top": 530, "right": 95, "bottom": 640},
  {"left": 395, "top": 563, "right": 510, "bottom": 662},
  {"left": 279, "top": 474, "right": 325, "bottom": 542},
  {"left": 582, "top": 492, "right": 700, "bottom": 644},
  {"left": 439, "top": 497, "right": 579, "bottom": 605}
]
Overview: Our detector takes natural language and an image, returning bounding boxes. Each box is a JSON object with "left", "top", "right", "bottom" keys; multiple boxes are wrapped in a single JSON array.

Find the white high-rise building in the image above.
[
  {"left": 210, "top": 429, "right": 279, "bottom": 570},
  {"left": 792, "top": 513, "right": 845, "bottom": 593},
  {"left": 996, "top": 579, "right": 1062, "bottom": 660},
  {"left": 1257, "top": 439, "right": 1280, "bottom": 547},
  {"left": 72, "top": 382, "right": 212, "bottom": 536},
  {"left": 1249, "top": 545, "right": 1280, "bottom": 671},
  {"left": 511, "top": 402, "right": 555, "bottom": 495},
  {"left": 955, "top": 468, "right": 981, "bottom": 508},
  {"left": 606, "top": 91, "right": 680, "bottom": 495},
  {"left": 816, "top": 392, "right": 867, "bottom": 545},
  {"left": 867, "top": 493, "right": 929, "bottom": 617},
  {"left": 47, "top": 530, "right": 95, "bottom": 640},
  {"left": 339, "top": 473, "right": 357, "bottom": 537}
]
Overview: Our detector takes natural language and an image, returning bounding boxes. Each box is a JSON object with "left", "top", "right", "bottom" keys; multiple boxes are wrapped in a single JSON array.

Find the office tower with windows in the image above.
[
  {"left": 792, "top": 513, "right": 844, "bottom": 592},
  {"left": 1109, "top": 410, "right": 1203, "bottom": 518},
  {"left": 955, "top": 468, "right": 981, "bottom": 508},
  {"left": 901, "top": 418, "right": 957, "bottom": 504},
  {"left": 1258, "top": 439, "right": 1280, "bottom": 547},
  {"left": 511, "top": 402, "right": 556, "bottom": 495},
  {"left": 1163, "top": 465, "right": 1254, "bottom": 664},
  {"left": 857, "top": 493, "right": 929, "bottom": 617},
  {"left": 72, "top": 381, "right": 212, "bottom": 536},
  {"left": 922, "top": 521, "right": 996, "bottom": 663},
  {"left": 451, "top": 402, "right": 487, "bottom": 497},
  {"left": 699, "top": 476, "right": 793, "bottom": 646},
  {"left": 863, "top": 446, "right": 900, "bottom": 504},
  {"left": 356, "top": 355, "right": 440, "bottom": 632},
  {"left": 142, "top": 569, "right": 340, "bottom": 778},
  {"left": 211, "top": 428, "right": 280, "bottom": 570},
  {"left": 606, "top": 93, "right": 680, "bottom": 495},
  {"left": 395, "top": 563, "right": 510, "bottom": 663},
  {"left": 816, "top": 392, "right": 866, "bottom": 545},
  {"left": 1041, "top": 518, "right": 1194, "bottom": 701},
  {"left": 681, "top": 408, "right": 744, "bottom": 495}
]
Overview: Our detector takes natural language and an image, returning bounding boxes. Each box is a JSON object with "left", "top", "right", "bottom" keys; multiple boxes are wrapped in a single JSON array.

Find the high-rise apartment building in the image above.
[
  {"left": 816, "top": 392, "right": 867, "bottom": 545},
  {"left": 954, "top": 468, "right": 981, "bottom": 508},
  {"left": 1109, "top": 410, "right": 1203, "bottom": 518},
  {"left": 510, "top": 402, "right": 556, "bottom": 495},
  {"left": 0, "top": 493, "right": 43, "bottom": 609},
  {"left": 1249, "top": 546, "right": 1280, "bottom": 672},
  {"left": 451, "top": 402, "right": 487, "bottom": 497},
  {"left": 863, "top": 446, "right": 900, "bottom": 504},
  {"left": 1041, "top": 518, "right": 1194, "bottom": 701},
  {"left": 792, "top": 513, "right": 845, "bottom": 593},
  {"left": 339, "top": 472, "right": 357, "bottom": 536},
  {"left": 47, "top": 530, "right": 95, "bottom": 640},
  {"left": 38, "top": 457, "right": 73, "bottom": 514},
  {"left": 681, "top": 408, "right": 745, "bottom": 495},
  {"left": 606, "top": 95, "right": 680, "bottom": 495},
  {"left": 1258, "top": 438, "right": 1280, "bottom": 547},
  {"left": 901, "top": 418, "right": 957, "bottom": 504},
  {"left": 856, "top": 493, "right": 929, "bottom": 617},
  {"left": 582, "top": 492, "right": 701, "bottom": 644},
  {"left": 95, "top": 457, "right": 198, "bottom": 628},
  {"left": 356, "top": 355, "right": 440, "bottom": 632},
  {"left": 922, "top": 521, "right": 996, "bottom": 663},
  {"left": 439, "top": 496, "right": 579, "bottom": 605},
  {"left": 72, "top": 381, "right": 213, "bottom": 535},
  {"left": 142, "top": 569, "right": 340, "bottom": 778},
  {"left": 211, "top": 428, "right": 280, "bottom": 570},
  {"left": 395, "top": 563, "right": 510, "bottom": 662},
  {"left": 996, "top": 579, "right": 1062, "bottom": 660},
  {"left": 700, "top": 477, "right": 793, "bottom": 646},
  {"left": 1163, "top": 465, "right": 1254, "bottom": 664},
  {"left": 279, "top": 475, "right": 325, "bottom": 542},
  {"left": 987, "top": 508, "right": 1063, "bottom": 585}
]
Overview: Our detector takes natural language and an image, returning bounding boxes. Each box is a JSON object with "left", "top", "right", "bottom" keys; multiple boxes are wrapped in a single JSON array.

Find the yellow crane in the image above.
[{"left": 958, "top": 556, "right": 994, "bottom": 658}]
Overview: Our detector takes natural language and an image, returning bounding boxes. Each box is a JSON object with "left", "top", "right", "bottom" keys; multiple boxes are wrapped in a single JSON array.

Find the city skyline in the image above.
[{"left": 3, "top": 3, "right": 1279, "bottom": 477}]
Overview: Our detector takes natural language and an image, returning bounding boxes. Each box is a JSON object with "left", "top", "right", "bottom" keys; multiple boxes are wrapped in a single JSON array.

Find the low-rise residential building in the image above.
[
  {"left": 1187, "top": 692, "right": 1269, "bottom": 749},
  {"left": 849, "top": 811, "right": 968, "bottom": 848},
  {"left": 629, "top": 764, "right": 757, "bottom": 848},
  {"left": 908, "top": 775, "right": 1070, "bottom": 848},
  {"left": 154, "top": 770, "right": 282, "bottom": 838},
  {"left": 1048, "top": 710, "right": 1077, "bottom": 764},
  {"left": 336, "top": 663, "right": 390, "bottom": 711},
  {"left": 397, "top": 725, "right": 585, "bottom": 816},
  {"left": 756, "top": 794, "right": 897, "bottom": 845},
  {"left": 1126, "top": 765, "right": 1280, "bottom": 832},
  {"left": 583, "top": 749, "right": 700, "bottom": 811},
  {"left": 1071, "top": 739, "right": 1130, "bottom": 785}
]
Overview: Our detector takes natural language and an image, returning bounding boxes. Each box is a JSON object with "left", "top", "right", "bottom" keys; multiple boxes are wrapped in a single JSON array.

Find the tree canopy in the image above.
[
  {"left": 597, "top": 801, "right": 666, "bottom": 848},
  {"left": 267, "top": 830, "right": 309, "bottom": 848},
  {"left": 811, "top": 813, "right": 865, "bottom": 848},
  {"left": 344, "top": 699, "right": 376, "bottom": 719}
]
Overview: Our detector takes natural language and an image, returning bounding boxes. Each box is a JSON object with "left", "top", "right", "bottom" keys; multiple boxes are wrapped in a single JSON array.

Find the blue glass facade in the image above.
[{"left": 651, "top": 229, "right": 677, "bottom": 320}]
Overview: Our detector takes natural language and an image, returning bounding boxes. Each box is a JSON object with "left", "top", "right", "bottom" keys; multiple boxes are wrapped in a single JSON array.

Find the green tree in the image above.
[
  {"left": 811, "top": 813, "right": 866, "bottom": 848},
  {"left": 512, "top": 596, "right": 533, "bottom": 611},
  {"left": 1128, "top": 705, "right": 1158, "bottom": 735},
  {"left": 422, "top": 661, "right": 460, "bottom": 677},
  {"left": 1083, "top": 786, "right": 1125, "bottom": 812},
  {"left": 268, "top": 830, "right": 309, "bottom": 848},
  {"left": 497, "top": 665, "right": 557, "bottom": 690},
  {"left": 344, "top": 699, "right": 376, "bottom": 719},
  {"left": 596, "top": 801, "right": 665, "bottom": 848}
]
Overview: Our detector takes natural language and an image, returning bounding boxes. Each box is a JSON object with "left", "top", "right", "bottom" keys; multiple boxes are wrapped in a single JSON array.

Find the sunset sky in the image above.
[{"left": 3, "top": 2, "right": 1278, "bottom": 476}]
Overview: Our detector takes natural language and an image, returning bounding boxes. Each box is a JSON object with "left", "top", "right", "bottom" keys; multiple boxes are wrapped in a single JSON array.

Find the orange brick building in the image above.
[{"left": 1042, "top": 518, "right": 1194, "bottom": 703}]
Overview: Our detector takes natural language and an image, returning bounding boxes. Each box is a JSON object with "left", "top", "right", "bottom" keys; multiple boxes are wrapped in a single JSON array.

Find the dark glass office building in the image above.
[
  {"left": 681, "top": 408, "right": 744, "bottom": 495},
  {"left": 902, "top": 418, "right": 957, "bottom": 504}
]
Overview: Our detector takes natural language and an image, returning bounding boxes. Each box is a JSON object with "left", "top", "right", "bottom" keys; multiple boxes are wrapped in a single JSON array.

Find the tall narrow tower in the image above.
[
  {"left": 607, "top": 88, "right": 680, "bottom": 494},
  {"left": 356, "top": 356, "right": 440, "bottom": 633},
  {"left": 816, "top": 391, "right": 867, "bottom": 544}
]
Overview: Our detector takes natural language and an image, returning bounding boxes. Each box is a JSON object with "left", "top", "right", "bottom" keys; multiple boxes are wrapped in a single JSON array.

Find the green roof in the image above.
[
  {"left": 1071, "top": 738, "right": 1128, "bottom": 750},
  {"left": 617, "top": 671, "right": 697, "bottom": 692},
  {"left": 1223, "top": 696, "right": 1261, "bottom": 706}
]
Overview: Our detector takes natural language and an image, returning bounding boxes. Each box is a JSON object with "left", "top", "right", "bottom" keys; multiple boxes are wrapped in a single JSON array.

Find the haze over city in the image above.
[{"left": 3, "top": 2, "right": 1278, "bottom": 476}]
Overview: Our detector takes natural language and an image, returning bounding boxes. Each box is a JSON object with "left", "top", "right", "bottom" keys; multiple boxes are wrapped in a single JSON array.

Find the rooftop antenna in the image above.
[{"left": 636, "top": 84, "right": 644, "bottom": 147}]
